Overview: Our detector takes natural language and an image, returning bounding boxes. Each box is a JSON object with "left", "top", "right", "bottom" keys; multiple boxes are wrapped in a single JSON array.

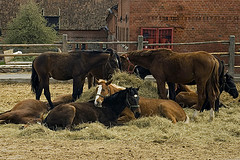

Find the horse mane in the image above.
[
  {"left": 110, "top": 84, "right": 126, "bottom": 90},
  {"left": 97, "top": 79, "right": 108, "bottom": 83},
  {"left": 127, "top": 48, "right": 173, "bottom": 56},
  {"left": 69, "top": 48, "right": 115, "bottom": 55}
]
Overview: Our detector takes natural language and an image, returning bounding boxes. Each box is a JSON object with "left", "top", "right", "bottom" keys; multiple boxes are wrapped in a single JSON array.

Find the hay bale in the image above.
[
  {"left": 76, "top": 71, "right": 159, "bottom": 102},
  {"left": 112, "top": 72, "right": 158, "bottom": 98}
]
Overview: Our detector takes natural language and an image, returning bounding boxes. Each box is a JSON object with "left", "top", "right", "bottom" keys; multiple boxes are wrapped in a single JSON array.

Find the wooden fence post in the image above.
[
  {"left": 228, "top": 35, "right": 235, "bottom": 77},
  {"left": 137, "top": 35, "right": 143, "bottom": 50},
  {"left": 62, "top": 34, "right": 68, "bottom": 52}
]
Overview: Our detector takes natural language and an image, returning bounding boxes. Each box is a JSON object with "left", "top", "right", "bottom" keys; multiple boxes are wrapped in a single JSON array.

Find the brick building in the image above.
[
  {"left": 109, "top": 0, "right": 240, "bottom": 53},
  {"left": 0, "top": 0, "right": 117, "bottom": 50},
  {"left": 1, "top": 0, "right": 240, "bottom": 52}
]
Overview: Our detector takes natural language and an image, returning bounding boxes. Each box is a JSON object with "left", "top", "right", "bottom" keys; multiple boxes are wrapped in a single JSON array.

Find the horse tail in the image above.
[
  {"left": 212, "top": 58, "right": 220, "bottom": 98},
  {"left": 206, "top": 58, "right": 220, "bottom": 107},
  {"left": 184, "top": 115, "right": 190, "bottom": 124},
  {"left": 31, "top": 59, "right": 39, "bottom": 93}
]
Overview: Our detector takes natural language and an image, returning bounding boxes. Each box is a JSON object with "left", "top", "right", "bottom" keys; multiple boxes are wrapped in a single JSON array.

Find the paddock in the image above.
[{"left": 0, "top": 74, "right": 239, "bottom": 159}]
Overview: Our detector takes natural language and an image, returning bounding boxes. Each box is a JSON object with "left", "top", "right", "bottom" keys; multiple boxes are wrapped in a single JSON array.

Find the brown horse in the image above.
[
  {"left": 44, "top": 87, "right": 140, "bottom": 130},
  {"left": 122, "top": 48, "right": 219, "bottom": 121},
  {"left": 175, "top": 84, "right": 198, "bottom": 108},
  {"left": 119, "top": 55, "right": 136, "bottom": 74},
  {"left": 51, "top": 94, "right": 73, "bottom": 107},
  {"left": 176, "top": 91, "right": 198, "bottom": 108},
  {"left": 0, "top": 99, "right": 48, "bottom": 124},
  {"left": 94, "top": 79, "right": 189, "bottom": 124},
  {"left": 31, "top": 49, "right": 119, "bottom": 109}
]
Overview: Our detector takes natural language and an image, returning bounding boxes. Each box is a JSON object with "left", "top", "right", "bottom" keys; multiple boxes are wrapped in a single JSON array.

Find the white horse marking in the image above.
[
  {"left": 94, "top": 85, "right": 103, "bottom": 107},
  {"left": 209, "top": 108, "right": 215, "bottom": 122}
]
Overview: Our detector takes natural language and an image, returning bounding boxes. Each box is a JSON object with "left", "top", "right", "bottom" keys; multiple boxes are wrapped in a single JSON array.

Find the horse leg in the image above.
[
  {"left": 72, "top": 76, "right": 85, "bottom": 101},
  {"left": 42, "top": 78, "right": 54, "bottom": 109},
  {"left": 156, "top": 80, "right": 167, "bottom": 99},
  {"left": 167, "top": 82, "right": 176, "bottom": 101},
  {"left": 207, "top": 88, "right": 217, "bottom": 121},
  {"left": 163, "top": 111, "right": 177, "bottom": 123},
  {"left": 87, "top": 73, "right": 93, "bottom": 89},
  {"left": 214, "top": 98, "right": 220, "bottom": 112},
  {"left": 35, "top": 76, "right": 44, "bottom": 100},
  {"left": 36, "top": 83, "right": 43, "bottom": 100},
  {"left": 192, "top": 82, "right": 206, "bottom": 120},
  {"left": 78, "top": 81, "right": 84, "bottom": 98}
]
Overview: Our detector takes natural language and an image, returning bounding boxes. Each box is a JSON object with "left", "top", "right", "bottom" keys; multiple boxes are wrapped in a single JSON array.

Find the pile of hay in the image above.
[{"left": 77, "top": 71, "right": 159, "bottom": 102}]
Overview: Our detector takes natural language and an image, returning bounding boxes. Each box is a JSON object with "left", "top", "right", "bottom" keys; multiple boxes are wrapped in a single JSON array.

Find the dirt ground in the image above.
[
  {"left": 0, "top": 81, "right": 240, "bottom": 160},
  {"left": 0, "top": 138, "right": 239, "bottom": 160}
]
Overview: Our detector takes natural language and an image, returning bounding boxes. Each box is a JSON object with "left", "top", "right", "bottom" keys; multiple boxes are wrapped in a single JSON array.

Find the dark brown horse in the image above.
[
  {"left": 31, "top": 49, "right": 119, "bottom": 109},
  {"left": 122, "top": 48, "right": 220, "bottom": 121},
  {"left": 44, "top": 87, "right": 140, "bottom": 130},
  {"left": 94, "top": 79, "right": 189, "bottom": 124},
  {"left": 86, "top": 49, "right": 121, "bottom": 89}
]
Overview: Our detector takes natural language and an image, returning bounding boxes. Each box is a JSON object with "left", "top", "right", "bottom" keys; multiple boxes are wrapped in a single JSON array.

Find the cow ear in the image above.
[
  {"left": 106, "top": 79, "right": 113, "bottom": 85},
  {"left": 136, "top": 87, "right": 140, "bottom": 91}
]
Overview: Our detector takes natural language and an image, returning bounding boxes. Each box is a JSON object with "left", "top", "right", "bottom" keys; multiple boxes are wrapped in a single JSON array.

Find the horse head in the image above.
[
  {"left": 104, "top": 49, "right": 121, "bottom": 79},
  {"left": 94, "top": 79, "right": 114, "bottom": 107},
  {"left": 102, "top": 87, "right": 141, "bottom": 119},
  {"left": 124, "top": 87, "right": 141, "bottom": 118},
  {"left": 119, "top": 54, "right": 136, "bottom": 73},
  {"left": 94, "top": 79, "right": 141, "bottom": 118},
  {"left": 224, "top": 72, "right": 239, "bottom": 98}
]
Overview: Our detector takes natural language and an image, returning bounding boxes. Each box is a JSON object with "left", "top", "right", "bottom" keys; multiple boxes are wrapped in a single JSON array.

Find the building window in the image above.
[
  {"left": 141, "top": 28, "right": 173, "bottom": 49},
  {"left": 44, "top": 16, "right": 60, "bottom": 31}
]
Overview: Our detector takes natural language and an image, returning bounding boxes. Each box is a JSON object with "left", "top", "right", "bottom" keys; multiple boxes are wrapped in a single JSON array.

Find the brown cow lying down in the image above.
[
  {"left": 118, "top": 97, "right": 189, "bottom": 124},
  {"left": 0, "top": 99, "right": 48, "bottom": 124}
]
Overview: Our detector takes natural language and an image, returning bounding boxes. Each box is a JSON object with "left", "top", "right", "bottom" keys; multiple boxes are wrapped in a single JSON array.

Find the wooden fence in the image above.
[{"left": 0, "top": 34, "right": 240, "bottom": 79}]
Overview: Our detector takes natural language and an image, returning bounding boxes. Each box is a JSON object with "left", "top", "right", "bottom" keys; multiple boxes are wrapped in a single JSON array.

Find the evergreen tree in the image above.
[{"left": 4, "top": 0, "right": 58, "bottom": 44}]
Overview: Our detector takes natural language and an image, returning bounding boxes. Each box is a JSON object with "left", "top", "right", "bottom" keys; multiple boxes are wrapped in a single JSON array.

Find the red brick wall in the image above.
[{"left": 118, "top": 0, "right": 240, "bottom": 52}]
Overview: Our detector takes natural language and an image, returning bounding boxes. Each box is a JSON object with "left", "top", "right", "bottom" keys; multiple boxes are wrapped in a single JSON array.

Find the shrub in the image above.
[{"left": 4, "top": 0, "right": 58, "bottom": 44}]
